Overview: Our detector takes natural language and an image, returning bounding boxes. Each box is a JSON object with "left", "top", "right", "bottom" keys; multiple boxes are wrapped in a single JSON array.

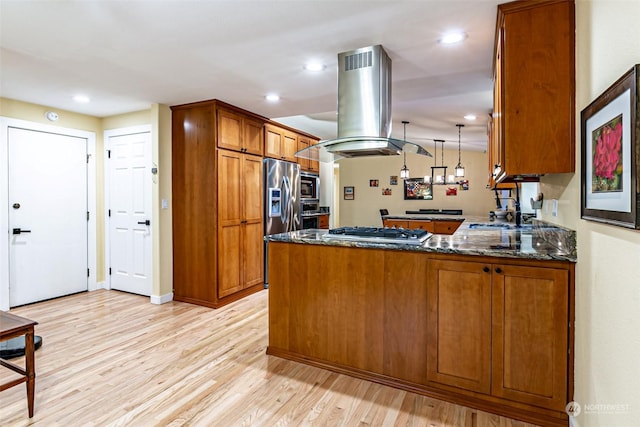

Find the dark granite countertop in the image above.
[{"left": 265, "top": 219, "right": 576, "bottom": 262}]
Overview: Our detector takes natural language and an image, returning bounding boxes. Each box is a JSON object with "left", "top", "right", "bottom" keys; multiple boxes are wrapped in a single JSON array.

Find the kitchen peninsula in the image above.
[{"left": 266, "top": 221, "right": 575, "bottom": 426}]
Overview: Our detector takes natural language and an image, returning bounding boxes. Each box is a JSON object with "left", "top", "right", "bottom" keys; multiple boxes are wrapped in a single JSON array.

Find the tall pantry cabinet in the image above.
[{"left": 171, "top": 100, "right": 267, "bottom": 308}]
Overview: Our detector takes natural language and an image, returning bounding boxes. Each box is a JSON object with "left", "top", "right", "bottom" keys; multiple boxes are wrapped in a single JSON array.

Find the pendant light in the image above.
[
  {"left": 454, "top": 123, "right": 465, "bottom": 178},
  {"left": 431, "top": 139, "right": 448, "bottom": 184},
  {"left": 400, "top": 121, "right": 410, "bottom": 179}
]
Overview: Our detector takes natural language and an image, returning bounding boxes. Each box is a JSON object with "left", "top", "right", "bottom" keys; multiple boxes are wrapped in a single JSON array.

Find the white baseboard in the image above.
[
  {"left": 93, "top": 281, "right": 107, "bottom": 291},
  {"left": 150, "top": 292, "right": 173, "bottom": 305}
]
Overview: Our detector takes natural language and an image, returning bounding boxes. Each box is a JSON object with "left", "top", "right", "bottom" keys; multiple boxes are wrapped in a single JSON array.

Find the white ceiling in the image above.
[{"left": 0, "top": 0, "right": 501, "bottom": 152}]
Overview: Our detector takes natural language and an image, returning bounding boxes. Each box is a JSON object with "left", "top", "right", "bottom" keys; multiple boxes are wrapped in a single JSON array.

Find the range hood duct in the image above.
[{"left": 296, "top": 45, "right": 431, "bottom": 160}]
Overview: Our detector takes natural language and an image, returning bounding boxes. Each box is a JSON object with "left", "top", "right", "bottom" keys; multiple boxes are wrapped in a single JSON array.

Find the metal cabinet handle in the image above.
[
  {"left": 137, "top": 220, "right": 151, "bottom": 226},
  {"left": 495, "top": 267, "right": 503, "bottom": 274},
  {"left": 13, "top": 228, "right": 32, "bottom": 235},
  {"left": 483, "top": 266, "right": 490, "bottom": 273}
]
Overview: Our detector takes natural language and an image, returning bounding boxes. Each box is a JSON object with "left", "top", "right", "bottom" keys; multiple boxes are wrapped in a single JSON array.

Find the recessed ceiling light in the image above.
[
  {"left": 304, "top": 62, "right": 325, "bottom": 72},
  {"left": 439, "top": 32, "right": 467, "bottom": 45},
  {"left": 265, "top": 94, "right": 280, "bottom": 102},
  {"left": 464, "top": 114, "right": 477, "bottom": 120},
  {"left": 73, "top": 94, "right": 90, "bottom": 103}
]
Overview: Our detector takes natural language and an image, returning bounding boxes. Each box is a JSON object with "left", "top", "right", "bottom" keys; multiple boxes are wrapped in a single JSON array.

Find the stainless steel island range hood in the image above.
[{"left": 296, "top": 45, "right": 431, "bottom": 161}]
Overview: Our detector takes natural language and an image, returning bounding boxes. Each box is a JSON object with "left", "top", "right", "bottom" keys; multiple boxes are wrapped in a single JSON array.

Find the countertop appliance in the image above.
[
  {"left": 264, "top": 158, "right": 301, "bottom": 287},
  {"left": 322, "top": 226, "right": 431, "bottom": 246}
]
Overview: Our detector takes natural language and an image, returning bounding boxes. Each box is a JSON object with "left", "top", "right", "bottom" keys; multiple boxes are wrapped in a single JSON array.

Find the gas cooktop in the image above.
[{"left": 323, "top": 227, "right": 432, "bottom": 245}]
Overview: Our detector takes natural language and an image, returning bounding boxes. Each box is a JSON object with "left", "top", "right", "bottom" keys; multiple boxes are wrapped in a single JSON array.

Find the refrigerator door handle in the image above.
[{"left": 281, "top": 176, "right": 291, "bottom": 231}]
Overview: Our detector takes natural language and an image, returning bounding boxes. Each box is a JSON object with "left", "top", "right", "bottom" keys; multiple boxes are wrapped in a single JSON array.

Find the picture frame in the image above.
[
  {"left": 581, "top": 64, "right": 639, "bottom": 229},
  {"left": 404, "top": 178, "right": 433, "bottom": 200},
  {"left": 390, "top": 175, "right": 398, "bottom": 185},
  {"left": 369, "top": 179, "right": 379, "bottom": 187},
  {"left": 344, "top": 186, "right": 355, "bottom": 200}
]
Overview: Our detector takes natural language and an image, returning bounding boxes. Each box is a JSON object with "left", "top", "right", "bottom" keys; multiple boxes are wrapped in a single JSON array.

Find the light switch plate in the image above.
[
  {"left": 552, "top": 199, "right": 558, "bottom": 216},
  {"left": 162, "top": 198, "right": 169, "bottom": 209}
]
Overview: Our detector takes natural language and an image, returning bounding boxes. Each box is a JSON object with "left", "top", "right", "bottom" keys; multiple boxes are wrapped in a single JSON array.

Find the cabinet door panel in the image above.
[
  {"left": 242, "top": 155, "right": 263, "bottom": 222},
  {"left": 243, "top": 117, "right": 264, "bottom": 156},
  {"left": 218, "top": 224, "right": 242, "bottom": 297},
  {"left": 217, "top": 150, "right": 242, "bottom": 224},
  {"left": 308, "top": 140, "right": 320, "bottom": 173},
  {"left": 242, "top": 154, "right": 264, "bottom": 288},
  {"left": 408, "top": 220, "right": 434, "bottom": 232},
  {"left": 283, "top": 131, "right": 298, "bottom": 162},
  {"left": 217, "top": 109, "right": 243, "bottom": 152},
  {"left": 492, "top": 264, "right": 569, "bottom": 410},
  {"left": 427, "top": 259, "right": 491, "bottom": 394},
  {"left": 265, "top": 125, "right": 282, "bottom": 159},
  {"left": 243, "top": 221, "right": 264, "bottom": 288},
  {"left": 297, "top": 137, "right": 311, "bottom": 171}
]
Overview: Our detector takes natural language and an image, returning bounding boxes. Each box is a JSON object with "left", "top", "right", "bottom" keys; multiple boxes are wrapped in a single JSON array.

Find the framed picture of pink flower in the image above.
[{"left": 581, "top": 64, "right": 640, "bottom": 229}]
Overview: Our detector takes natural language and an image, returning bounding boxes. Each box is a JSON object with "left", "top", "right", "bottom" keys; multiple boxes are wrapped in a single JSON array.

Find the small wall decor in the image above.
[
  {"left": 369, "top": 179, "right": 379, "bottom": 187},
  {"left": 390, "top": 175, "right": 398, "bottom": 185},
  {"left": 404, "top": 178, "right": 433, "bottom": 200},
  {"left": 344, "top": 186, "right": 355, "bottom": 200},
  {"left": 382, "top": 188, "right": 392, "bottom": 196},
  {"left": 459, "top": 180, "right": 469, "bottom": 191},
  {"left": 446, "top": 187, "right": 458, "bottom": 196},
  {"left": 581, "top": 64, "right": 640, "bottom": 228}
]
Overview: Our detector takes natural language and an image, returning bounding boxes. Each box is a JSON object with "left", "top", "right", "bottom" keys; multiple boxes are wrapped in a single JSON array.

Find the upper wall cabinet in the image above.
[
  {"left": 264, "top": 123, "right": 298, "bottom": 162},
  {"left": 491, "top": 0, "right": 575, "bottom": 184},
  {"left": 217, "top": 107, "right": 265, "bottom": 156},
  {"left": 297, "top": 135, "right": 320, "bottom": 173}
]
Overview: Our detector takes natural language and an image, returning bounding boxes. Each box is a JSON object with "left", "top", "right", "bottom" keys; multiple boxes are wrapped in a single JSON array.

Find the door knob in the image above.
[
  {"left": 13, "top": 228, "right": 32, "bottom": 235},
  {"left": 12, "top": 203, "right": 21, "bottom": 209},
  {"left": 137, "top": 220, "right": 151, "bottom": 226}
]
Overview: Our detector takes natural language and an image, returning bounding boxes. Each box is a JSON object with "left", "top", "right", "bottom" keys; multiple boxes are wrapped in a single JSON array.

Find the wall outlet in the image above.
[{"left": 552, "top": 199, "right": 558, "bottom": 217}]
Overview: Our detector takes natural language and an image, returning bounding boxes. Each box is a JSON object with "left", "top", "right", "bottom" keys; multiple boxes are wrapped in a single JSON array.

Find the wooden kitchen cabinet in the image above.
[
  {"left": 426, "top": 259, "right": 492, "bottom": 394},
  {"left": 297, "top": 135, "right": 320, "bottom": 173},
  {"left": 217, "top": 107, "right": 264, "bottom": 155},
  {"left": 491, "top": 0, "right": 575, "bottom": 183},
  {"left": 171, "top": 99, "right": 266, "bottom": 308},
  {"left": 318, "top": 214, "right": 329, "bottom": 229},
  {"left": 491, "top": 263, "right": 569, "bottom": 411},
  {"left": 217, "top": 150, "right": 264, "bottom": 298},
  {"left": 408, "top": 220, "right": 435, "bottom": 232},
  {"left": 265, "top": 123, "right": 297, "bottom": 162},
  {"left": 427, "top": 256, "right": 572, "bottom": 419},
  {"left": 269, "top": 242, "right": 575, "bottom": 426},
  {"left": 432, "top": 220, "right": 462, "bottom": 234}
]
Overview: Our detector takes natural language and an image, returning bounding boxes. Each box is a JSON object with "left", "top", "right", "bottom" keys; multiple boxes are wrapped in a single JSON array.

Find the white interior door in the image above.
[
  {"left": 107, "top": 129, "right": 152, "bottom": 296},
  {"left": 8, "top": 127, "right": 88, "bottom": 307}
]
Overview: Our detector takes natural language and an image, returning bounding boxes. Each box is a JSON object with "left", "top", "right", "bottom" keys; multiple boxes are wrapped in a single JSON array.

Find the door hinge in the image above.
[
  {"left": 87, "top": 268, "right": 90, "bottom": 277},
  {"left": 107, "top": 150, "right": 111, "bottom": 159},
  {"left": 108, "top": 209, "right": 111, "bottom": 217},
  {"left": 109, "top": 267, "right": 112, "bottom": 275},
  {"left": 86, "top": 153, "right": 91, "bottom": 163},
  {"left": 87, "top": 211, "right": 90, "bottom": 221}
]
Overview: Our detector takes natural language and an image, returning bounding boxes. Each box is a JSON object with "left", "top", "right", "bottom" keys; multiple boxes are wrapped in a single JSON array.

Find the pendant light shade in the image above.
[
  {"left": 454, "top": 123, "right": 465, "bottom": 178},
  {"left": 400, "top": 121, "right": 410, "bottom": 178}
]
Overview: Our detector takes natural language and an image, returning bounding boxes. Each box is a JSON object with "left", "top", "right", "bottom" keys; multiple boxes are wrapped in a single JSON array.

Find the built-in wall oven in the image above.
[
  {"left": 301, "top": 199, "right": 320, "bottom": 229},
  {"left": 300, "top": 172, "right": 319, "bottom": 200}
]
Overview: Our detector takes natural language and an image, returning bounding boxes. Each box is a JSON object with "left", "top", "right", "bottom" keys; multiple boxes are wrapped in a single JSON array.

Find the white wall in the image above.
[
  {"left": 338, "top": 148, "right": 496, "bottom": 226},
  {"left": 540, "top": 1, "right": 640, "bottom": 425}
]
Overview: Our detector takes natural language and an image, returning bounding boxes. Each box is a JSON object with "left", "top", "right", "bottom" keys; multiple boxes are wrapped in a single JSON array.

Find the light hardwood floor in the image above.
[{"left": 1, "top": 290, "right": 538, "bottom": 427}]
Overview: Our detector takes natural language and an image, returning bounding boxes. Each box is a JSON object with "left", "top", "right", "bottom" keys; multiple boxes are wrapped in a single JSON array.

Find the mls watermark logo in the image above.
[
  {"left": 566, "top": 401, "right": 581, "bottom": 417},
  {"left": 566, "top": 400, "right": 630, "bottom": 416}
]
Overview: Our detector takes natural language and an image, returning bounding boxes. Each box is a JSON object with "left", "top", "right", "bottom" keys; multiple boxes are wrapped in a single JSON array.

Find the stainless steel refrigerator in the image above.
[{"left": 264, "top": 158, "right": 301, "bottom": 287}]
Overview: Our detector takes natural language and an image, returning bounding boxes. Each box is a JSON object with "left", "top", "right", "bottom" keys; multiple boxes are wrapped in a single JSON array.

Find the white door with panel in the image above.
[
  {"left": 8, "top": 127, "right": 88, "bottom": 307},
  {"left": 106, "top": 128, "right": 152, "bottom": 296}
]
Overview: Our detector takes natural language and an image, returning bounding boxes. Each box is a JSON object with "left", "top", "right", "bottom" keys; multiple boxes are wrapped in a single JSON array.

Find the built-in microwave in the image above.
[{"left": 300, "top": 172, "right": 319, "bottom": 200}]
